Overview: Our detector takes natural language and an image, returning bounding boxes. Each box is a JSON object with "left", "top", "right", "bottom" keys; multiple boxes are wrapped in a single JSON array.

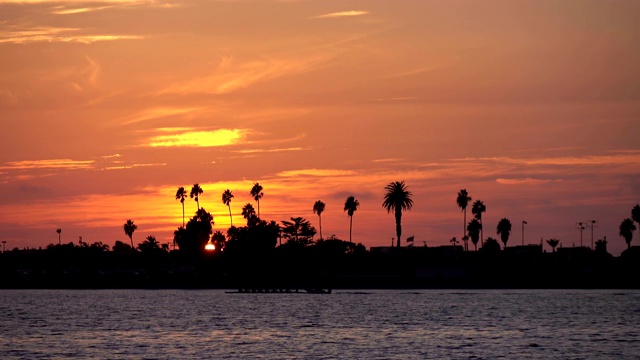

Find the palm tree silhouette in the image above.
[
  {"left": 250, "top": 182, "right": 264, "bottom": 218},
  {"left": 467, "top": 219, "right": 481, "bottom": 251},
  {"left": 190, "top": 183, "right": 203, "bottom": 210},
  {"left": 222, "top": 189, "right": 234, "bottom": 227},
  {"left": 56, "top": 228, "right": 61, "bottom": 245},
  {"left": 382, "top": 181, "right": 414, "bottom": 248},
  {"left": 619, "top": 218, "right": 636, "bottom": 249},
  {"left": 175, "top": 187, "right": 187, "bottom": 227},
  {"left": 496, "top": 218, "right": 512, "bottom": 249},
  {"left": 242, "top": 203, "right": 256, "bottom": 222},
  {"left": 632, "top": 204, "right": 640, "bottom": 230},
  {"left": 123, "top": 219, "right": 137, "bottom": 249},
  {"left": 471, "top": 200, "right": 486, "bottom": 245},
  {"left": 456, "top": 189, "right": 472, "bottom": 244},
  {"left": 344, "top": 196, "right": 360, "bottom": 243},
  {"left": 546, "top": 238, "right": 560, "bottom": 252},
  {"left": 313, "top": 200, "right": 326, "bottom": 240}
]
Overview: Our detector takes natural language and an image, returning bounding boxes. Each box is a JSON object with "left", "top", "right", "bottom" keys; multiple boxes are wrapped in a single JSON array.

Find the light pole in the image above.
[
  {"left": 575, "top": 222, "right": 585, "bottom": 247},
  {"left": 1, "top": 241, "right": 6, "bottom": 253},
  {"left": 522, "top": 221, "right": 527, "bottom": 246},
  {"left": 586, "top": 220, "right": 599, "bottom": 249}
]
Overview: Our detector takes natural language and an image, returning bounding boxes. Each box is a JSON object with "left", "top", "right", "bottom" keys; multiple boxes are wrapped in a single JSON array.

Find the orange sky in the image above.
[{"left": 1, "top": 0, "right": 639, "bottom": 255}]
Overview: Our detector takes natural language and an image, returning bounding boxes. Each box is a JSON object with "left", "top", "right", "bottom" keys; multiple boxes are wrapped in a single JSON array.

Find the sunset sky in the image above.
[{"left": 1, "top": 0, "right": 639, "bottom": 255}]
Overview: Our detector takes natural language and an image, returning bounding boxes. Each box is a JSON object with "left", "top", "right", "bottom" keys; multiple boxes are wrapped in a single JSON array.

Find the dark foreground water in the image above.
[{"left": 1, "top": 290, "right": 639, "bottom": 359}]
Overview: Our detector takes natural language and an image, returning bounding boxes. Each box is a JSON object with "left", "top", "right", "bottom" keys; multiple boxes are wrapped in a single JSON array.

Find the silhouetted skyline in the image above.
[{"left": 0, "top": 1, "right": 638, "bottom": 255}]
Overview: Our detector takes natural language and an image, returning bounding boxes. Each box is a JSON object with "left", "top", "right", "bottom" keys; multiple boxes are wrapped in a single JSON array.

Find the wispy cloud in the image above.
[
  {"left": 0, "top": 26, "right": 143, "bottom": 44},
  {"left": 234, "top": 147, "right": 308, "bottom": 154},
  {"left": 0, "top": 159, "right": 94, "bottom": 170},
  {"left": 277, "top": 169, "right": 356, "bottom": 177},
  {"left": 312, "top": 10, "right": 369, "bottom": 19},
  {"left": 116, "top": 107, "right": 205, "bottom": 126},
  {"left": 496, "top": 178, "right": 558, "bottom": 186},
  {"left": 145, "top": 129, "right": 248, "bottom": 148}
]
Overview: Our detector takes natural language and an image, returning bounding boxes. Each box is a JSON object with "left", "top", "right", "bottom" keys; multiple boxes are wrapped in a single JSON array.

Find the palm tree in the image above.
[
  {"left": 190, "top": 183, "right": 203, "bottom": 210},
  {"left": 222, "top": 189, "right": 234, "bottom": 227},
  {"left": 242, "top": 203, "right": 256, "bottom": 221},
  {"left": 382, "top": 181, "right": 414, "bottom": 248},
  {"left": 56, "top": 228, "right": 61, "bottom": 245},
  {"left": 313, "top": 200, "right": 326, "bottom": 240},
  {"left": 175, "top": 187, "right": 187, "bottom": 227},
  {"left": 619, "top": 218, "right": 636, "bottom": 249},
  {"left": 344, "top": 196, "right": 360, "bottom": 243},
  {"left": 546, "top": 238, "right": 560, "bottom": 252},
  {"left": 123, "top": 219, "right": 137, "bottom": 249},
  {"left": 632, "top": 204, "right": 640, "bottom": 229},
  {"left": 496, "top": 218, "right": 512, "bottom": 249},
  {"left": 456, "top": 189, "right": 472, "bottom": 243},
  {"left": 471, "top": 200, "right": 486, "bottom": 244},
  {"left": 467, "top": 219, "right": 481, "bottom": 251},
  {"left": 250, "top": 182, "right": 264, "bottom": 217}
]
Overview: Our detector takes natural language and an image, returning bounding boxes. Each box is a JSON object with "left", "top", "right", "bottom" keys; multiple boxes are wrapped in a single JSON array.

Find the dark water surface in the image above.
[{"left": 1, "top": 290, "right": 639, "bottom": 359}]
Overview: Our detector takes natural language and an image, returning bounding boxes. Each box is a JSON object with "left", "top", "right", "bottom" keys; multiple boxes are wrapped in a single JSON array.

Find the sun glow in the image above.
[
  {"left": 147, "top": 129, "right": 247, "bottom": 148},
  {"left": 204, "top": 242, "right": 215, "bottom": 251}
]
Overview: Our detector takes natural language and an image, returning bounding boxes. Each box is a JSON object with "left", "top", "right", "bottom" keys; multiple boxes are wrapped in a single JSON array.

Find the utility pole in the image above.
[
  {"left": 586, "top": 220, "right": 599, "bottom": 250},
  {"left": 575, "top": 222, "right": 585, "bottom": 247},
  {"left": 522, "top": 220, "right": 527, "bottom": 246},
  {"left": 1, "top": 241, "right": 5, "bottom": 253}
]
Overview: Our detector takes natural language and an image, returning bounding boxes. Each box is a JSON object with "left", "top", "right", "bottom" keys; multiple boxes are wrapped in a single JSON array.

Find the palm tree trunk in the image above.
[
  {"left": 182, "top": 202, "right": 185, "bottom": 227},
  {"left": 396, "top": 209, "right": 402, "bottom": 248},
  {"left": 228, "top": 205, "right": 233, "bottom": 227},
  {"left": 463, "top": 209, "right": 467, "bottom": 242},
  {"left": 319, "top": 215, "right": 323, "bottom": 240},
  {"left": 349, "top": 215, "right": 353, "bottom": 243},
  {"left": 129, "top": 236, "right": 133, "bottom": 249},
  {"left": 480, "top": 219, "right": 484, "bottom": 246},
  {"left": 257, "top": 200, "right": 260, "bottom": 218}
]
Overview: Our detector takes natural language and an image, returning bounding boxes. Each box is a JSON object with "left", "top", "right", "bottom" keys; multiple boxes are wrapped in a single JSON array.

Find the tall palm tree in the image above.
[
  {"left": 456, "top": 189, "right": 472, "bottom": 242},
  {"left": 222, "top": 189, "right": 234, "bottom": 227},
  {"left": 619, "top": 218, "right": 636, "bottom": 249},
  {"left": 471, "top": 200, "right": 486, "bottom": 244},
  {"left": 190, "top": 183, "right": 203, "bottom": 210},
  {"left": 56, "top": 228, "right": 61, "bottom": 245},
  {"left": 123, "top": 219, "right": 137, "bottom": 249},
  {"left": 344, "top": 196, "right": 360, "bottom": 243},
  {"left": 313, "top": 200, "right": 326, "bottom": 240},
  {"left": 496, "top": 218, "right": 512, "bottom": 249},
  {"left": 382, "top": 181, "right": 414, "bottom": 248},
  {"left": 242, "top": 203, "right": 256, "bottom": 221},
  {"left": 467, "top": 219, "right": 482, "bottom": 251},
  {"left": 632, "top": 204, "right": 640, "bottom": 230},
  {"left": 546, "top": 238, "right": 560, "bottom": 253},
  {"left": 175, "top": 187, "right": 187, "bottom": 227},
  {"left": 250, "top": 182, "right": 264, "bottom": 217}
]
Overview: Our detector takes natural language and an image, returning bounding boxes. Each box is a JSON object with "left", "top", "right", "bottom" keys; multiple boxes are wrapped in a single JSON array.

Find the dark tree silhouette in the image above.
[
  {"left": 481, "top": 237, "right": 501, "bottom": 252},
  {"left": 123, "top": 219, "right": 137, "bottom": 249},
  {"left": 190, "top": 183, "right": 203, "bottom": 210},
  {"left": 176, "top": 187, "right": 187, "bottom": 227},
  {"left": 471, "top": 200, "right": 486, "bottom": 244},
  {"left": 113, "top": 240, "right": 133, "bottom": 253},
  {"left": 382, "top": 181, "right": 414, "bottom": 248},
  {"left": 344, "top": 196, "right": 360, "bottom": 243},
  {"left": 175, "top": 208, "right": 214, "bottom": 254},
  {"left": 250, "top": 182, "right": 264, "bottom": 217},
  {"left": 467, "top": 219, "right": 481, "bottom": 251},
  {"left": 212, "top": 230, "right": 226, "bottom": 252},
  {"left": 456, "top": 189, "right": 472, "bottom": 246},
  {"left": 313, "top": 200, "right": 326, "bottom": 240},
  {"left": 496, "top": 218, "right": 512, "bottom": 249},
  {"left": 56, "top": 228, "right": 61, "bottom": 245},
  {"left": 281, "top": 217, "right": 317, "bottom": 246},
  {"left": 138, "top": 235, "right": 161, "bottom": 254},
  {"left": 632, "top": 204, "right": 640, "bottom": 229},
  {"left": 242, "top": 203, "right": 257, "bottom": 223},
  {"left": 619, "top": 218, "right": 636, "bottom": 249},
  {"left": 546, "top": 238, "right": 560, "bottom": 252},
  {"left": 222, "top": 189, "right": 234, "bottom": 227},
  {"left": 594, "top": 238, "right": 608, "bottom": 256}
]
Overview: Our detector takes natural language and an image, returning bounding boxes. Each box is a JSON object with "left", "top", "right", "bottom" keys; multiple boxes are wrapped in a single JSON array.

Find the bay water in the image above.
[{"left": 1, "top": 289, "right": 639, "bottom": 359}]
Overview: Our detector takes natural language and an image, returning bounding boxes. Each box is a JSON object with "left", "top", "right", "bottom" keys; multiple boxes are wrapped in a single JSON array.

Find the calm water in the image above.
[{"left": 1, "top": 289, "right": 639, "bottom": 359}]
